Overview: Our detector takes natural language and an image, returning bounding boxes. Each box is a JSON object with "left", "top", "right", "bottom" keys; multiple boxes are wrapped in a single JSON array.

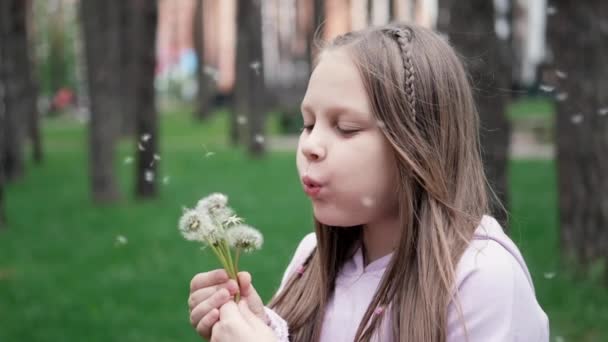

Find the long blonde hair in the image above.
[{"left": 269, "top": 24, "right": 489, "bottom": 342}]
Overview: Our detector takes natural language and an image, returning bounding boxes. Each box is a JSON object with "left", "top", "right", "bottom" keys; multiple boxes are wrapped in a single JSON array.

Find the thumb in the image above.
[
  {"left": 237, "top": 272, "right": 265, "bottom": 317},
  {"left": 238, "top": 299, "right": 266, "bottom": 327}
]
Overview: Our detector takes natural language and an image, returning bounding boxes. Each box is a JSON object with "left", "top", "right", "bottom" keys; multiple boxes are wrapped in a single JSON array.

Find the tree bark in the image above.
[
  {"left": 0, "top": 0, "right": 33, "bottom": 182},
  {"left": 446, "top": 0, "right": 512, "bottom": 227},
  {"left": 235, "top": 0, "right": 266, "bottom": 156},
  {"left": 547, "top": 0, "right": 608, "bottom": 274},
  {"left": 80, "top": 0, "right": 122, "bottom": 203},
  {"left": 132, "top": 0, "right": 159, "bottom": 199},
  {"left": 193, "top": 0, "right": 215, "bottom": 121},
  {"left": 120, "top": 1, "right": 136, "bottom": 136},
  {"left": 0, "top": 15, "right": 6, "bottom": 229},
  {"left": 24, "top": 0, "right": 42, "bottom": 164}
]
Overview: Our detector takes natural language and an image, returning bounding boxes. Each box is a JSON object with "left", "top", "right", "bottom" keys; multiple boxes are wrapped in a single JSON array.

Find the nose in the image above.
[{"left": 300, "top": 130, "right": 326, "bottom": 162}]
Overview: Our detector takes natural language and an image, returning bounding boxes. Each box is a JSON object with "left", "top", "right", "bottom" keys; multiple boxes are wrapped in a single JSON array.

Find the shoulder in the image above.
[{"left": 447, "top": 216, "right": 549, "bottom": 341}]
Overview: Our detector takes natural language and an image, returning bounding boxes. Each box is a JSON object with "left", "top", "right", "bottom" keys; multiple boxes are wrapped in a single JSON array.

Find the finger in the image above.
[
  {"left": 189, "top": 280, "right": 240, "bottom": 310},
  {"left": 196, "top": 308, "right": 219, "bottom": 339},
  {"left": 218, "top": 300, "right": 240, "bottom": 320},
  {"left": 237, "top": 272, "right": 253, "bottom": 296},
  {"left": 190, "top": 269, "right": 229, "bottom": 292},
  {"left": 190, "top": 288, "right": 232, "bottom": 328}
]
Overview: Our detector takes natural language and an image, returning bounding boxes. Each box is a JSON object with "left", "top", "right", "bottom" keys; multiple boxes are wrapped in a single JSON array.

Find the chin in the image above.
[{"left": 312, "top": 206, "right": 363, "bottom": 227}]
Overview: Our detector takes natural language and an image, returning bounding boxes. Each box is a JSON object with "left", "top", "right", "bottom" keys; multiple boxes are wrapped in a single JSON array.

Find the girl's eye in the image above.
[
  {"left": 336, "top": 126, "right": 359, "bottom": 135},
  {"left": 301, "top": 124, "right": 314, "bottom": 132}
]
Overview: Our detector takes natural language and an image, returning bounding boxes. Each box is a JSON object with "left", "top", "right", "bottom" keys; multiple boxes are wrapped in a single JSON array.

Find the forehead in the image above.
[{"left": 301, "top": 50, "right": 371, "bottom": 118}]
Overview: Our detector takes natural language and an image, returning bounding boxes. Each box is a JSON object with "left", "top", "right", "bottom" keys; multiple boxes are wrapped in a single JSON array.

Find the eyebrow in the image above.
[{"left": 300, "top": 103, "right": 368, "bottom": 119}]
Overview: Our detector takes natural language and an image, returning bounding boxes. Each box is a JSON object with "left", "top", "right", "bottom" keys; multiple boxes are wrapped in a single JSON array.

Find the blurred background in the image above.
[{"left": 0, "top": 0, "right": 606, "bottom": 341}]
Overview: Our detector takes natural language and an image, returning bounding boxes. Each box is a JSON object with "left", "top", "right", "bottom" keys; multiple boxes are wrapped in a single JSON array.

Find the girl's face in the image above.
[{"left": 296, "top": 49, "right": 399, "bottom": 227}]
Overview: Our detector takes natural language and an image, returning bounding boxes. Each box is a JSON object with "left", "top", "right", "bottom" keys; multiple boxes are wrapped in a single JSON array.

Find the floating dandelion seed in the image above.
[
  {"left": 202, "top": 144, "right": 215, "bottom": 158},
  {"left": 547, "top": 6, "right": 557, "bottom": 15},
  {"left": 539, "top": 84, "right": 554, "bottom": 92},
  {"left": 361, "top": 196, "right": 375, "bottom": 207},
  {"left": 124, "top": 156, "right": 134, "bottom": 164},
  {"left": 555, "top": 336, "right": 565, "bottom": 342},
  {"left": 249, "top": 60, "right": 261, "bottom": 75},
  {"left": 138, "top": 143, "right": 145, "bottom": 151},
  {"left": 203, "top": 65, "right": 219, "bottom": 81},
  {"left": 555, "top": 70, "right": 567, "bottom": 79},
  {"left": 141, "top": 133, "right": 151, "bottom": 142},
  {"left": 162, "top": 176, "right": 170, "bottom": 185},
  {"left": 145, "top": 170, "right": 154, "bottom": 182},
  {"left": 376, "top": 120, "right": 386, "bottom": 129},
  {"left": 237, "top": 115, "right": 248, "bottom": 125},
  {"left": 571, "top": 114, "right": 583, "bottom": 124},
  {"left": 154, "top": 154, "right": 161, "bottom": 161},
  {"left": 115, "top": 235, "right": 128, "bottom": 246},
  {"left": 556, "top": 92, "right": 568, "bottom": 102},
  {"left": 598, "top": 107, "right": 608, "bottom": 116},
  {"left": 254, "top": 134, "right": 265, "bottom": 144},
  {"left": 543, "top": 272, "right": 556, "bottom": 279}
]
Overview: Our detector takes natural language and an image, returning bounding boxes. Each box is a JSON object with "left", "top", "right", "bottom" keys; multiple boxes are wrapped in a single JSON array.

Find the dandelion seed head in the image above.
[
  {"left": 196, "top": 193, "right": 229, "bottom": 213},
  {"left": 226, "top": 225, "right": 263, "bottom": 252}
]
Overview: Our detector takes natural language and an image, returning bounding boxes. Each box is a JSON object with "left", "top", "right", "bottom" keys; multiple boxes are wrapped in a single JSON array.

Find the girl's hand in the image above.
[
  {"left": 189, "top": 270, "right": 268, "bottom": 339},
  {"left": 210, "top": 300, "right": 277, "bottom": 342}
]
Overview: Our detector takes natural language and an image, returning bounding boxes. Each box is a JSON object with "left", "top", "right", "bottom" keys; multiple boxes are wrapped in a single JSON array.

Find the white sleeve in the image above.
[{"left": 263, "top": 307, "right": 290, "bottom": 342}]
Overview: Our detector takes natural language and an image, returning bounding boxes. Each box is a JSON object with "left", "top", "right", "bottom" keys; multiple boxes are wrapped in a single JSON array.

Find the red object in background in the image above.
[{"left": 52, "top": 88, "right": 74, "bottom": 111}]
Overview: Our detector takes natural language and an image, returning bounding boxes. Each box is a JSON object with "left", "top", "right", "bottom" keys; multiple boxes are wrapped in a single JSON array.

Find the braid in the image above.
[{"left": 387, "top": 27, "right": 417, "bottom": 122}]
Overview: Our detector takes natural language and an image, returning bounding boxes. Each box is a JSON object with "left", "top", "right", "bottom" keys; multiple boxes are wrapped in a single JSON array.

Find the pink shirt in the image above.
[{"left": 264, "top": 215, "right": 550, "bottom": 341}]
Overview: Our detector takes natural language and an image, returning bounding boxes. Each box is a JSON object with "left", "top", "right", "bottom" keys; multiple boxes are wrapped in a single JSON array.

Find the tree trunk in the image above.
[
  {"left": 132, "top": 0, "right": 159, "bottom": 199},
  {"left": 80, "top": 1, "right": 122, "bottom": 203},
  {"left": 0, "top": 0, "right": 34, "bottom": 182},
  {"left": 234, "top": 0, "right": 266, "bottom": 157},
  {"left": 0, "top": 17, "right": 6, "bottom": 229},
  {"left": 25, "top": 0, "right": 42, "bottom": 164},
  {"left": 446, "top": 0, "right": 512, "bottom": 227},
  {"left": 193, "top": 0, "right": 215, "bottom": 121},
  {"left": 120, "top": 1, "right": 136, "bottom": 136},
  {"left": 547, "top": 0, "right": 608, "bottom": 274}
]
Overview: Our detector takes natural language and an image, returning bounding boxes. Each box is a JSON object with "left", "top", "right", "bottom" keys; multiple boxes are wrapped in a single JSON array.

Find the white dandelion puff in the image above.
[
  {"left": 224, "top": 215, "right": 244, "bottom": 227},
  {"left": 196, "top": 193, "right": 229, "bottom": 213},
  {"left": 226, "top": 225, "right": 263, "bottom": 252},
  {"left": 178, "top": 209, "right": 205, "bottom": 241},
  {"left": 123, "top": 156, "right": 134, "bottom": 164},
  {"left": 237, "top": 115, "right": 248, "bottom": 125},
  {"left": 254, "top": 134, "right": 265, "bottom": 144},
  {"left": 141, "top": 133, "right": 151, "bottom": 142}
]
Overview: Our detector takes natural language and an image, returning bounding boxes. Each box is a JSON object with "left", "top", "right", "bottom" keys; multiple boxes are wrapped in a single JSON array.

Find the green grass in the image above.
[{"left": 1, "top": 109, "right": 607, "bottom": 341}]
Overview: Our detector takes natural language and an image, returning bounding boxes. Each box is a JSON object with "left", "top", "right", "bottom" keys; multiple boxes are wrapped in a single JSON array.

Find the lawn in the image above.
[{"left": 1, "top": 108, "right": 606, "bottom": 341}]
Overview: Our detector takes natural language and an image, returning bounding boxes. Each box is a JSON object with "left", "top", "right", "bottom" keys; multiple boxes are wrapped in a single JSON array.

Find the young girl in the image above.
[{"left": 188, "top": 24, "right": 549, "bottom": 342}]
